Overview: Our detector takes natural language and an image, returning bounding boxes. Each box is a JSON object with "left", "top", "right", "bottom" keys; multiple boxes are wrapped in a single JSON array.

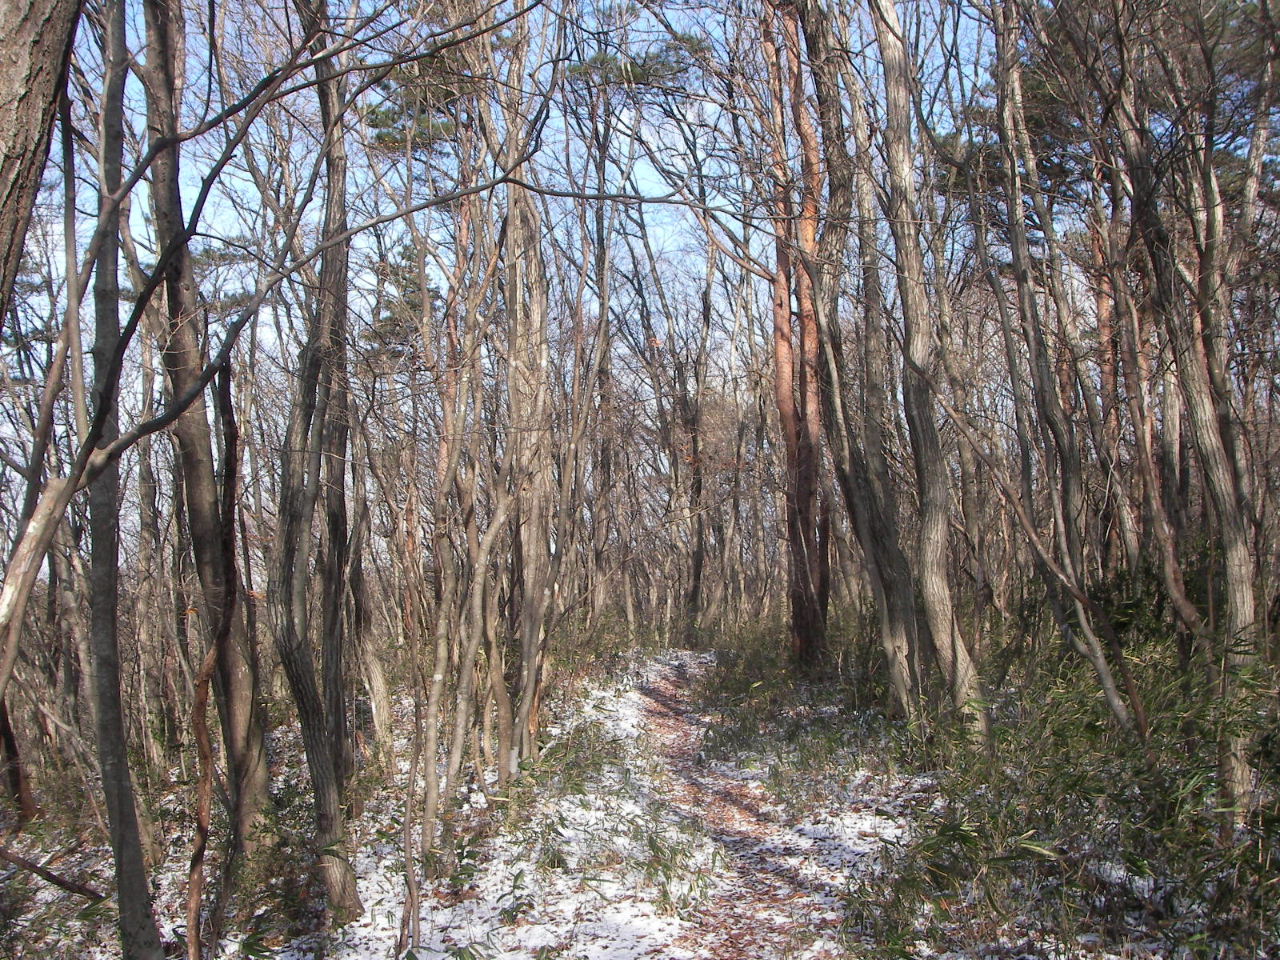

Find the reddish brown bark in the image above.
[{"left": 763, "top": 4, "right": 828, "bottom": 668}]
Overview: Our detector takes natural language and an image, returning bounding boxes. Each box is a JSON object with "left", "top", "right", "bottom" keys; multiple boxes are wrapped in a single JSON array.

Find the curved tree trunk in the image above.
[
  {"left": 869, "top": 0, "right": 988, "bottom": 739},
  {"left": 268, "top": 0, "right": 362, "bottom": 922},
  {"left": 140, "top": 0, "right": 272, "bottom": 859}
]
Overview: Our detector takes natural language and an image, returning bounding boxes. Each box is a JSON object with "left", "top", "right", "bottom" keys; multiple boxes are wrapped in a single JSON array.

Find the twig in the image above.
[{"left": 0, "top": 844, "right": 104, "bottom": 901}]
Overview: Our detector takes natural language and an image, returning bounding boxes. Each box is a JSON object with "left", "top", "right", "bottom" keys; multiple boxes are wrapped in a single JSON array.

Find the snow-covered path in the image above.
[
  {"left": 21, "top": 650, "right": 917, "bottom": 959},
  {"left": 297, "top": 651, "right": 917, "bottom": 960},
  {"left": 638, "top": 655, "right": 857, "bottom": 959}
]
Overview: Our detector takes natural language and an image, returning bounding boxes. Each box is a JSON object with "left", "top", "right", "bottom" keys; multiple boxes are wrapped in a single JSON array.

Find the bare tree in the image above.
[{"left": 88, "top": 0, "right": 164, "bottom": 952}]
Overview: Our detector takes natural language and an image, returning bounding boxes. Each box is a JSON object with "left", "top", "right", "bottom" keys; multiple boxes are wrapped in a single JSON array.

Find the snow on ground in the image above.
[
  {"left": 3, "top": 650, "right": 1151, "bottom": 958},
  {"left": 272, "top": 651, "right": 922, "bottom": 959}
]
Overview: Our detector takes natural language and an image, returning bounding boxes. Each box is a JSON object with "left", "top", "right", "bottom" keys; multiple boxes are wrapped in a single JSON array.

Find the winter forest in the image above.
[{"left": 0, "top": 0, "right": 1277, "bottom": 956}]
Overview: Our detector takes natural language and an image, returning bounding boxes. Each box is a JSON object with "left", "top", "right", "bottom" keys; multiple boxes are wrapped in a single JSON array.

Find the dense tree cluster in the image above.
[{"left": 0, "top": 0, "right": 1276, "bottom": 955}]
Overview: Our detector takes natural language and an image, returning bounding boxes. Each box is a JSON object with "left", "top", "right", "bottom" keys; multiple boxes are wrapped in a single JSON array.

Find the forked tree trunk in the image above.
[
  {"left": 1129, "top": 151, "right": 1258, "bottom": 816},
  {"left": 268, "top": 0, "right": 362, "bottom": 921},
  {"left": 762, "top": 7, "right": 827, "bottom": 668}
]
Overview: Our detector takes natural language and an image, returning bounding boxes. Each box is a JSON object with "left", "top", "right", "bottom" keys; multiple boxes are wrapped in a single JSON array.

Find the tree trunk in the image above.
[
  {"left": 141, "top": 0, "right": 271, "bottom": 857},
  {"left": 762, "top": 8, "right": 827, "bottom": 667},
  {"left": 0, "top": 698, "right": 37, "bottom": 823},
  {"left": 0, "top": 0, "right": 80, "bottom": 325},
  {"left": 994, "top": 1, "right": 1145, "bottom": 738},
  {"left": 89, "top": 0, "right": 164, "bottom": 951},
  {"left": 870, "top": 0, "right": 988, "bottom": 738}
]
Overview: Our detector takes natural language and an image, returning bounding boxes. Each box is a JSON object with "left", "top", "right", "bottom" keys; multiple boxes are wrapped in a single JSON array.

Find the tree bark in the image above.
[
  {"left": 762, "top": 7, "right": 827, "bottom": 668},
  {"left": 869, "top": 0, "right": 988, "bottom": 738},
  {"left": 0, "top": 0, "right": 80, "bottom": 326},
  {"left": 994, "top": 0, "right": 1145, "bottom": 738},
  {"left": 89, "top": 0, "right": 165, "bottom": 952},
  {"left": 0, "top": 697, "right": 37, "bottom": 823},
  {"left": 140, "top": 0, "right": 272, "bottom": 857}
]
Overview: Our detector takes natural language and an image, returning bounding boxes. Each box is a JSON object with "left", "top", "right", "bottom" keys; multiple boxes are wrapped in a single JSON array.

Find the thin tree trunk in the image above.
[
  {"left": 994, "top": 1, "right": 1145, "bottom": 737},
  {"left": 89, "top": 0, "right": 164, "bottom": 951},
  {"left": 141, "top": 0, "right": 271, "bottom": 857},
  {"left": 1114, "top": 79, "right": 1258, "bottom": 816}
]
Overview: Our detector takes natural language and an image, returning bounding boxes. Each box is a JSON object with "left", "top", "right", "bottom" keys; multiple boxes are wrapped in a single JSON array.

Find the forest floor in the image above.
[
  {"left": 283, "top": 649, "right": 929, "bottom": 960},
  {"left": 272, "top": 648, "right": 1145, "bottom": 960},
  {"left": 4, "top": 650, "right": 1161, "bottom": 959}
]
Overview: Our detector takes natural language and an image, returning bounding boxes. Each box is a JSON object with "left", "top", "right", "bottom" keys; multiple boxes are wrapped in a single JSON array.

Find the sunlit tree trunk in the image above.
[
  {"left": 762, "top": 7, "right": 827, "bottom": 668},
  {"left": 869, "top": 0, "right": 987, "bottom": 738}
]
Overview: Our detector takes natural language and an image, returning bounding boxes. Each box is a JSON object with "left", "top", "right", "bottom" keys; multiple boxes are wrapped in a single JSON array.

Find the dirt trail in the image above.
[{"left": 636, "top": 656, "right": 851, "bottom": 960}]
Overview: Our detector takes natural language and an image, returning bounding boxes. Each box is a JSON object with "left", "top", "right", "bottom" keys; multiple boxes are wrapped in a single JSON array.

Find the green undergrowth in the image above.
[
  {"left": 693, "top": 617, "right": 899, "bottom": 802},
  {"left": 859, "top": 643, "right": 1280, "bottom": 959},
  {"left": 691, "top": 618, "right": 1280, "bottom": 959}
]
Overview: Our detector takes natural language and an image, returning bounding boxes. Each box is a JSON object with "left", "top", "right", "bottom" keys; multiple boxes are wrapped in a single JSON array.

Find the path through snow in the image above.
[
  {"left": 11, "top": 651, "right": 1193, "bottom": 959},
  {"left": 641, "top": 653, "right": 906, "bottom": 959},
  {"left": 288, "top": 651, "right": 920, "bottom": 960}
]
